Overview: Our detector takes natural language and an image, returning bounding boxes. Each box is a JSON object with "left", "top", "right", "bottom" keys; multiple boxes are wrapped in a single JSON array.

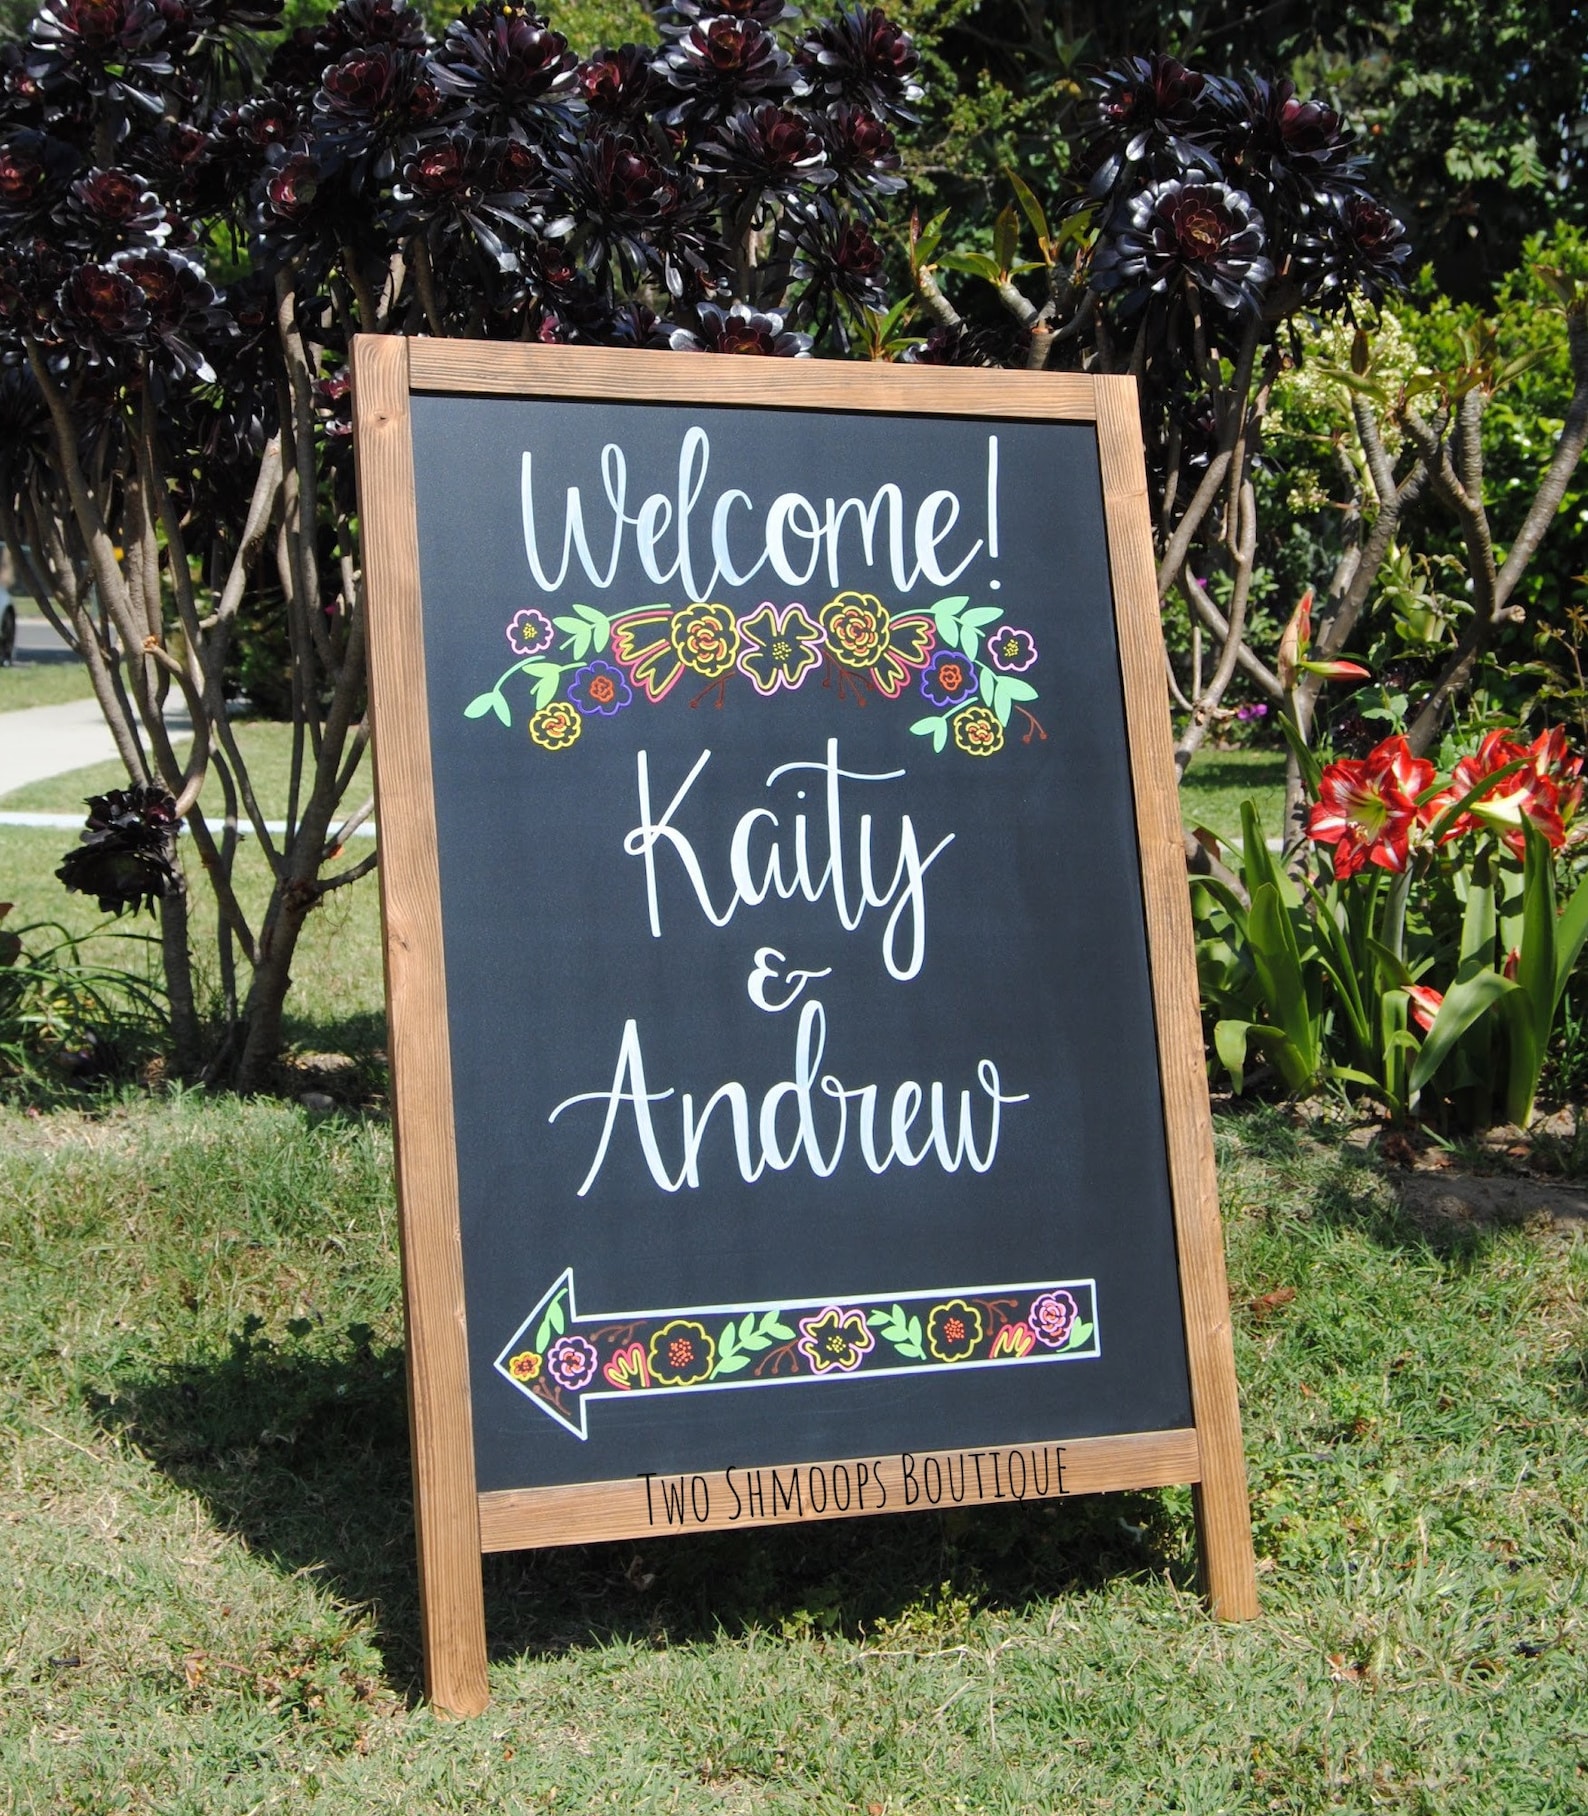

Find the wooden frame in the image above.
[{"left": 352, "top": 336, "right": 1258, "bottom": 1718}]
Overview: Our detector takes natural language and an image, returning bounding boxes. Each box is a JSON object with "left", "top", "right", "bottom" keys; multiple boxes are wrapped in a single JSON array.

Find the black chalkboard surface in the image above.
[
  {"left": 414, "top": 394, "right": 1190, "bottom": 1490},
  {"left": 352, "top": 340, "right": 1255, "bottom": 1716}
]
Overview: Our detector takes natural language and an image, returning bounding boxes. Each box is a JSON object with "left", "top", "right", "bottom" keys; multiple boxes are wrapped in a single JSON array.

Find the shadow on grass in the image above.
[
  {"left": 90, "top": 1321, "right": 1194, "bottom": 1697},
  {"left": 1219, "top": 1099, "right": 1588, "bottom": 1264}
]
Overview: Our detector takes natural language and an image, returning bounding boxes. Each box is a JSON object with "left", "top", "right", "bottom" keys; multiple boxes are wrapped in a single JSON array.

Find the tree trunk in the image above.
[
  {"left": 230, "top": 879, "right": 318, "bottom": 1093},
  {"left": 159, "top": 874, "right": 201, "bottom": 1078}
]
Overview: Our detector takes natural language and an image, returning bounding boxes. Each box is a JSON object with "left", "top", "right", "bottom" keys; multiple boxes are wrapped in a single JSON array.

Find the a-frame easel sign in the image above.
[{"left": 351, "top": 336, "right": 1257, "bottom": 1717}]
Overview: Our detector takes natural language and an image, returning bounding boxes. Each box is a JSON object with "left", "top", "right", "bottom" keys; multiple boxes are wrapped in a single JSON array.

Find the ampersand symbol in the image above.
[{"left": 746, "top": 946, "right": 833, "bottom": 1013}]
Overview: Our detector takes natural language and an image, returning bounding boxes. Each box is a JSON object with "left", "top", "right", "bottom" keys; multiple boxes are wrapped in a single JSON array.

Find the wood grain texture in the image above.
[
  {"left": 478, "top": 1428, "right": 1201, "bottom": 1551},
  {"left": 407, "top": 340, "right": 1099, "bottom": 418},
  {"left": 351, "top": 333, "right": 491, "bottom": 1717},
  {"left": 1093, "top": 375, "right": 1259, "bottom": 1621}
]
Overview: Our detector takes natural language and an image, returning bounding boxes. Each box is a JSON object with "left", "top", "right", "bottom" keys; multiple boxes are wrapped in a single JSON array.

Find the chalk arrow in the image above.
[{"left": 495, "top": 1269, "right": 1099, "bottom": 1440}]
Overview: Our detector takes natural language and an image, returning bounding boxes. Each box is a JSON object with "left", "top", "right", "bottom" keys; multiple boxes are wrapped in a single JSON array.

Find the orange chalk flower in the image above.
[
  {"left": 528, "top": 698, "right": 582, "bottom": 751},
  {"left": 989, "top": 1321, "right": 1035, "bottom": 1359},
  {"left": 507, "top": 1350, "right": 543, "bottom": 1382},
  {"left": 1307, "top": 733, "right": 1434, "bottom": 878}
]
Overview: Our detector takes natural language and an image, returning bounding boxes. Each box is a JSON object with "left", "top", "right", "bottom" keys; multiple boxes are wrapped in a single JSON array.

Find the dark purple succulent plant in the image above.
[
  {"left": 53, "top": 258, "right": 151, "bottom": 358},
  {"left": 393, "top": 132, "right": 549, "bottom": 272},
  {"left": 317, "top": 0, "right": 428, "bottom": 57},
  {"left": 660, "top": 18, "right": 798, "bottom": 128},
  {"left": 432, "top": 1, "right": 578, "bottom": 138},
  {"left": 314, "top": 43, "right": 442, "bottom": 167},
  {"left": 110, "top": 244, "right": 230, "bottom": 375},
  {"left": 1090, "top": 176, "right": 1273, "bottom": 315},
  {"left": 1224, "top": 74, "right": 1359, "bottom": 200},
  {"left": 665, "top": 0, "right": 795, "bottom": 27},
  {"left": 577, "top": 44, "right": 659, "bottom": 122},
  {"left": 819, "top": 102, "right": 901, "bottom": 195},
  {"left": 792, "top": 213, "right": 885, "bottom": 324},
  {"left": 66, "top": 165, "right": 171, "bottom": 248},
  {"left": 57, "top": 784, "right": 181, "bottom": 915},
  {"left": 1081, "top": 53, "right": 1225, "bottom": 204},
  {"left": 797, "top": 6, "right": 921, "bottom": 125},
  {"left": 693, "top": 102, "right": 830, "bottom": 193},
  {"left": 28, "top": 0, "right": 175, "bottom": 113},
  {"left": 0, "top": 128, "right": 78, "bottom": 224},
  {"left": 1295, "top": 189, "right": 1410, "bottom": 307},
  {"left": 601, "top": 297, "right": 673, "bottom": 346},
  {"left": 670, "top": 297, "right": 810, "bottom": 353}
]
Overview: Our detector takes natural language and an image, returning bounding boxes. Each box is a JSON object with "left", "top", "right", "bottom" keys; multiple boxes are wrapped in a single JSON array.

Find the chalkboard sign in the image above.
[{"left": 352, "top": 339, "right": 1256, "bottom": 1716}]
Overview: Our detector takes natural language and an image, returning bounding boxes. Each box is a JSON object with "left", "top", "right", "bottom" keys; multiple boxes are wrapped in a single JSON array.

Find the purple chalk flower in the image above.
[
  {"left": 1029, "top": 1289, "right": 1080, "bottom": 1349},
  {"left": 506, "top": 607, "right": 554, "bottom": 657},
  {"left": 919, "top": 646, "right": 978, "bottom": 708},
  {"left": 567, "top": 657, "right": 632, "bottom": 716},
  {"left": 987, "top": 624, "right": 1037, "bottom": 673},
  {"left": 545, "top": 1333, "right": 599, "bottom": 1391}
]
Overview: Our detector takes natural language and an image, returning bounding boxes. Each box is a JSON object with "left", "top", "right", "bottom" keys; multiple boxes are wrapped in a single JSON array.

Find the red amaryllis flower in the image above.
[
  {"left": 1437, "top": 728, "right": 1572, "bottom": 858},
  {"left": 1091, "top": 177, "right": 1273, "bottom": 315},
  {"left": 1527, "top": 726, "right": 1584, "bottom": 825},
  {"left": 1406, "top": 984, "right": 1443, "bottom": 1033},
  {"left": 1277, "top": 587, "right": 1370, "bottom": 688},
  {"left": 1307, "top": 734, "right": 1435, "bottom": 878}
]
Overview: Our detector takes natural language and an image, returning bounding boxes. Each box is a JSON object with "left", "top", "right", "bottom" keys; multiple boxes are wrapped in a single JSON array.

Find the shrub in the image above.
[{"left": 0, "top": 0, "right": 920, "bottom": 1087}]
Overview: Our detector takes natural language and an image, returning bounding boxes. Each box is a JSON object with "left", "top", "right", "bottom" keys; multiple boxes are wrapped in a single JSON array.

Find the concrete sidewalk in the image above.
[{"left": 0, "top": 696, "right": 192, "bottom": 797}]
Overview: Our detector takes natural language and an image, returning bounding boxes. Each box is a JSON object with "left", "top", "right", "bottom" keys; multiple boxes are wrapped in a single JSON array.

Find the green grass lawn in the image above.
[
  {"left": 1179, "top": 748, "right": 1288, "bottom": 848},
  {"left": 0, "top": 821, "right": 384, "bottom": 1059},
  {"left": 0, "top": 658, "right": 99, "bottom": 712},
  {"left": 5, "top": 728, "right": 1583, "bottom": 1809},
  {"left": 0, "top": 717, "right": 343, "bottom": 822},
  {"left": 1, "top": 1092, "right": 1583, "bottom": 1812}
]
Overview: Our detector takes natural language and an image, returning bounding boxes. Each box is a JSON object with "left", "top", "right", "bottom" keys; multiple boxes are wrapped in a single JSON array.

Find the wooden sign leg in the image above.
[
  {"left": 353, "top": 333, "right": 493, "bottom": 1714},
  {"left": 1094, "top": 374, "right": 1259, "bottom": 1622},
  {"left": 1189, "top": 1330, "right": 1260, "bottom": 1620},
  {"left": 407, "top": 1330, "right": 490, "bottom": 1717}
]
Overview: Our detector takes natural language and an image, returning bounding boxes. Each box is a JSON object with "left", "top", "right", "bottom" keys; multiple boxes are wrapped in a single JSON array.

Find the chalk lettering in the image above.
[
  {"left": 549, "top": 1001, "right": 1027, "bottom": 1195},
  {"left": 625, "top": 741, "right": 954, "bottom": 982},
  {"left": 520, "top": 431, "right": 997, "bottom": 599}
]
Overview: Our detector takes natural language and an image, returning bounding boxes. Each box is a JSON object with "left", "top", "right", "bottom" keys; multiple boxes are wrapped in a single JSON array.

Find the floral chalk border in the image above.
[
  {"left": 495, "top": 1269, "right": 1099, "bottom": 1439},
  {"left": 465, "top": 592, "right": 1048, "bottom": 759}
]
